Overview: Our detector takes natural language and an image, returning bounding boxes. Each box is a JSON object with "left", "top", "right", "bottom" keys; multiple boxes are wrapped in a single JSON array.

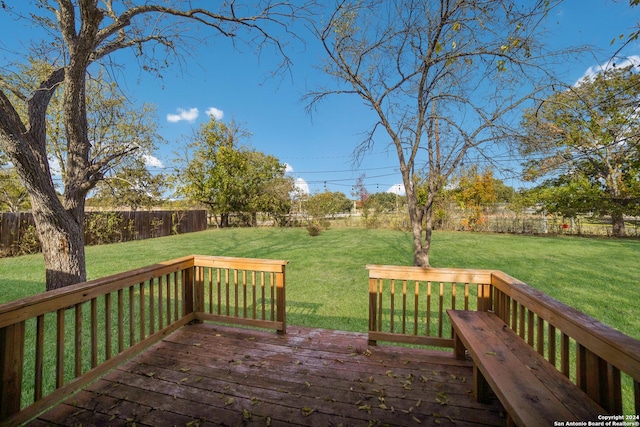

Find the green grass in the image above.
[
  {"left": 1, "top": 227, "right": 639, "bottom": 414},
  {"left": 1, "top": 227, "right": 638, "bottom": 339}
]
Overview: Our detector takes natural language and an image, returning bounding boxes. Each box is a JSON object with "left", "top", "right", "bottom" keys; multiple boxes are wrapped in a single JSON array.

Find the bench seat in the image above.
[{"left": 447, "top": 310, "right": 605, "bottom": 426}]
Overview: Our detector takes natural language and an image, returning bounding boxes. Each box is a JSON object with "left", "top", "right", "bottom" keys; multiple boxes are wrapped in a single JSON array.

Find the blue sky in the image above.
[{"left": 1, "top": 1, "right": 639, "bottom": 196}]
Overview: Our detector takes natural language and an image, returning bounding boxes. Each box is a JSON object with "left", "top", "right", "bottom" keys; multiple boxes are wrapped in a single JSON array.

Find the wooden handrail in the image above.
[
  {"left": 0, "top": 255, "right": 288, "bottom": 426},
  {"left": 366, "top": 265, "right": 494, "bottom": 347},
  {"left": 367, "top": 264, "right": 640, "bottom": 415},
  {"left": 490, "top": 270, "right": 640, "bottom": 414},
  {"left": 192, "top": 255, "right": 288, "bottom": 334}
]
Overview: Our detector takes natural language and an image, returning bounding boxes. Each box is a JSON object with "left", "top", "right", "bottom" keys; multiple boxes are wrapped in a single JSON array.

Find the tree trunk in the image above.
[
  {"left": 611, "top": 212, "right": 626, "bottom": 237},
  {"left": 32, "top": 206, "right": 86, "bottom": 290},
  {"left": 406, "top": 184, "right": 430, "bottom": 267},
  {"left": 220, "top": 213, "right": 230, "bottom": 228}
]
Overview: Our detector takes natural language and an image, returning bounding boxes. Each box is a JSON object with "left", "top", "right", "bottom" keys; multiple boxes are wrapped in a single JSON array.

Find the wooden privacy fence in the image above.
[
  {"left": 0, "top": 255, "right": 287, "bottom": 426},
  {"left": 367, "top": 264, "right": 640, "bottom": 415},
  {"left": 0, "top": 210, "right": 207, "bottom": 256}
]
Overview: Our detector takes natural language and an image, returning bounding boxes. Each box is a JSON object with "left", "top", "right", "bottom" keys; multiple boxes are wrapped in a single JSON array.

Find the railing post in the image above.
[
  {"left": 0, "top": 321, "right": 25, "bottom": 419},
  {"left": 478, "top": 284, "right": 493, "bottom": 312},
  {"left": 368, "top": 277, "right": 378, "bottom": 346},
  {"left": 183, "top": 266, "right": 194, "bottom": 318},
  {"left": 192, "top": 266, "right": 205, "bottom": 324},
  {"left": 276, "top": 266, "right": 286, "bottom": 335}
]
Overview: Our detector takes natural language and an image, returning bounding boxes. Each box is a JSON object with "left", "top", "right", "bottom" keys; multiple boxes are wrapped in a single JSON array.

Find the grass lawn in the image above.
[{"left": 1, "top": 227, "right": 638, "bottom": 341}]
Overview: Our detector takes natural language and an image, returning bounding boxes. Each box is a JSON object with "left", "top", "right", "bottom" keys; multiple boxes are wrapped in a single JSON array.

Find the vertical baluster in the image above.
[
  {"left": 413, "top": 281, "right": 419, "bottom": 335},
  {"left": 561, "top": 333, "right": 570, "bottom": 377},
  {"left": 426, "top": 281, "right": 431, "bottom": 337},
  {"left": 74, "top": 304, "right": 82, "bottom": 378},
  {"left": 377, "top": 278, "right": 384, "bottom": 332},
  {"left": 56, "top": 308, "right": 65, "bottom": 388},
  {"left": 438, "top": 282, "right": 444, "bottom": 338},
  {"left": 452, "top": 282, "right": 457, "bottom": 310},
  {"left": 464, "top": 283, "right": 469, "bottom": 311},
  {"left": 401, "top": 280, "right": 407, "bottom": 334},
  {"left": 252, "top": 271, "right": 257, "bottom": 319},
  {"left": 270, "top": 272, "right": 276, "bottom": 321},
  {"left": 548, "top": 324, "right": 556, "bottom": 367},
  {"left": 390, "top": 279, "right": 395, "bottom": 333},
  {"left": 225, "top": 269, "right": 230, "bottom": 316},
  {"left": 158, "top": 276, "right": 164, "bottom": 329},
  {"left": 511, "top": 301, "right": 518, "bottom": 332},
  {"left": 208, "top": 268, "right": 213, "bottom": 315},
  {"left": 165, "top": 274, "right": 171, "bottom": 325},
  {"left": 149, "top": 278, "right": 155, "bottom": 334},
  {"left": 91, "top": 298, "right": 98, "bottom": 368},
  {"left": 105, "top": 293, "right": 112, "bottom": 361},
  {"left": 34, "top": 315, "right": 44, "bottom": 402},
  {"left": 577, "top": 344, "right": 622, "bottom": 414},
  {"left": 504, "top": 295, "right": 512, "bottom": 327},
  {"left": 129, "top": 285, "right": 135, "bottom": 345},
  {"left": 536, "top": 315, "right": 544, "bottom": 356},
  {"left": 518, "top": 307, "right": 525, "bottom": 339},
  {"left": 604, "top": 364, "right": 622, "bottom": 414},
  {"left": 527, "top": 310, "right": 534, "bottom": 346},
  {"left": 243, "top": 270, "right": 248, "bottom": 318},
  {"left": 0, "top": 321, "right": 25, "bottom": 418},
  {"left": 261, "top": 271, "right": 266, "bottom": 320},
  {"left": 494, "top": 289, "right": 501, "bottom": 318},
  {"left": 139, "top": 282, "right": 146, "bottom": 339},
  {"left": 234, "top": 269, "right": 239, "bottom": 317},
  {"left": 173, "top": 271, "right": 179, "bottom": 322},
  {"left": 117, "top": 289, "right": 124, "bottom": 353},
  {"left": 450, "top": 283, "right": 457, "bottom": 338}
]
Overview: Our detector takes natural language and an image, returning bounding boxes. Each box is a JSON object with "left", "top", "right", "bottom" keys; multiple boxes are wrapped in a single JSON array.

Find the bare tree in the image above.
[
  {"left": 0, "top": 0, "right": 309, "bottom": 289},
  {"left": 307, "top": 0, "right": 567, "bottom": 266}
]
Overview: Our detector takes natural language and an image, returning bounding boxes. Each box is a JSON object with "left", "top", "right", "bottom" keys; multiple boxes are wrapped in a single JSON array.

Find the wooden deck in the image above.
[{"left": 32, "top": 324, "right": 506, "bottom": 426}]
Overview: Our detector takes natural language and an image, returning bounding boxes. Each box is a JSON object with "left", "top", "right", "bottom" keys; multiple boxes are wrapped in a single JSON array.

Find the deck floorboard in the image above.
[{"left": 35, "top": 324, "right": 506, "bottom": 426}]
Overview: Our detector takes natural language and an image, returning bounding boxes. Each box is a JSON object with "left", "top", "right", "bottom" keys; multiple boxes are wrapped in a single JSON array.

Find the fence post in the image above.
[{"left": 0, "top": 321, "right": 25, "bottom": 419}]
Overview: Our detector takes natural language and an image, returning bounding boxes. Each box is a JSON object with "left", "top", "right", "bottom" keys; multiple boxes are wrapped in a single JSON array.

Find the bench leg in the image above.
[
  {"left": 473, "top": 365, "right": 491, "bottom": 404},
  {"left": 453, "top": 330, "right": 466, "bottom": 360}
]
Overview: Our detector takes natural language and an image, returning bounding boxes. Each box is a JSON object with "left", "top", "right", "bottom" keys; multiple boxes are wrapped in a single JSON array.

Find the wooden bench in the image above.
[{"left": 447, "top": 310, "right": 606, "bottom": 426}]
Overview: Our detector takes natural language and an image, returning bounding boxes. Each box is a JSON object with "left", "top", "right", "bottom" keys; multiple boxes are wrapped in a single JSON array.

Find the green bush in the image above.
[{"left": 85, "top": 211, "right": 126, "bottom": 245}]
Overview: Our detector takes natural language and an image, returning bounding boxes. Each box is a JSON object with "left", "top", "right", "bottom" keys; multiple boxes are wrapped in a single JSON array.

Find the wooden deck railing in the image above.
[
  {"left": 367, "top": 264, "right": 640, "bottom": 415},
  {"left": 367, "top": 265, "right": 494, "bottom": 348},
  {"left": 0, "top": 255, "right": 287, "bottom": 426}
]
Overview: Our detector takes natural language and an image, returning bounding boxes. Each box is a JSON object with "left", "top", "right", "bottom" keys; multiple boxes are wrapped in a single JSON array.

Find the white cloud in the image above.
[
  {"left": 205, "top": 107, "right": 224, "bottom": 121},
  {"left": 284, "top": 163, "right": 294, "bottom": 173},
  {"left": 386, "top": 183, "right": 405, "bottom": 196},
  {"left": 167, "top": 107, "right": 199, "bottom": 123},
  {"left": 576, "top": 55, "right": 640, "bottom": 85},
  {"left": 143, "top": 154, "right": 164, "bottom": 168},
  {"left": 294, "top": 177, "right": 310, "bottom": 195}
]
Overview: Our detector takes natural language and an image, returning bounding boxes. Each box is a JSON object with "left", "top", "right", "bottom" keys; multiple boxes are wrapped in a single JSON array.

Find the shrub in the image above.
[{"left": 307, "top": 222, "right": 323, "bottom": 236}]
